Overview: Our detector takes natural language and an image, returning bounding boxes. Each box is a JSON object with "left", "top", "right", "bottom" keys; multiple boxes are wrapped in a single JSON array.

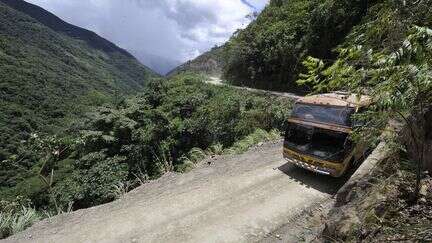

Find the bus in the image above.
[{"left": 283, "top": 92, "right": 372, "bottom": 177}]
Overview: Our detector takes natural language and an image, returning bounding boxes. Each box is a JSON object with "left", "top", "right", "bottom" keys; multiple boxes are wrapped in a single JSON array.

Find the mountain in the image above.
[
  {"left": 220, "top": 0, "right": 432, "bottom": 93},
  {"left": 167, "top": 0, "right": 430, "bottom": 93},
  {"left": 224, "top": 0, "right": 369, "bottom": 92},
  {"left": 2, "top": 0, "right": 133, "bottom": 59},
  {"left": 168, "top": 45, "right": 225, "bottom": 77},
  {"left": 171, "top": 0, "right": 368, "bottom": 92},
  {"left": 0, "top": 0, "right": 158, "bottom": 165},
  {"left": 130, "top": 50, "right": 182, "bottom": 76}
]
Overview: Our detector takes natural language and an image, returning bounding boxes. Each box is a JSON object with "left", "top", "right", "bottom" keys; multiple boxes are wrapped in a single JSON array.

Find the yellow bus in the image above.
[{"left": 283, "top": 92, "right": 372, "bottom": 177}]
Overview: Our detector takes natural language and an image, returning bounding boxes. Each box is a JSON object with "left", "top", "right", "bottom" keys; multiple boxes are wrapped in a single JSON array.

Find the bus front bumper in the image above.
[
  {"left": 283, "top": 148, "right": 344, "bottom": 177},
  {"left": 285, "top": 157, "right": 333, "bottom": 176}
]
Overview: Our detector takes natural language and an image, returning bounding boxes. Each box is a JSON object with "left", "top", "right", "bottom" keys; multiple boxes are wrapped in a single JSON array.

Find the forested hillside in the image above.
[
  {"left": 2, "top": 0, "right": 431, "bottom": 240},
  {"left": 0, "top": 71, "right": 292, "bottom": 238},
  {"left": 168, "top": 45, "right": 225, "bottom": 77},
  {"left": 0, "top": 0, "right": 157, "bottom": 183},
  {"left": 177, "top": 0, "right": 430, "bottom": 94},
  {"left": 172, "top": 0, "right": 368, "bottom": 92},
  {"left": 0, "top": 1, "right": 162, "bottom": 227},
  {"left": 223, "top": 0, "right": 369, "bottom": 92},
  {"left": 297, "top": 0, "right": 432, "bottom": 241}
]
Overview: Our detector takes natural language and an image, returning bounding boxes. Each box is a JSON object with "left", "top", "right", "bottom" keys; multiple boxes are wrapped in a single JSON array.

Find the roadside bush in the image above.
[
  {"left": 0, "top": 199, "right": 40, "bottom": 239},
  {"left": 226, "top": 129, "right": 281, "bottom": 154},
  {"left": 223, "top": 0, "right": 369, "bottom": 92},
  {"left": 0, "top": 73, "right": 292, "bottom": 216},
  {"left": 7, "top": 73, "right": 292, "bottom": 212}
]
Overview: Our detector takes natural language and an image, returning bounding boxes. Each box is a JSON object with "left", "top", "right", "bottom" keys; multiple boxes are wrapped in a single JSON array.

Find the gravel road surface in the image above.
[{"left": 4, "top": 141, "right": 348, "bottom": 243}]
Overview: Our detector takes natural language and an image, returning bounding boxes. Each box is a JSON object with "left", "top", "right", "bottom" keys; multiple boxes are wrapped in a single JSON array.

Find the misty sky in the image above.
[{"left": 26, "top": 0, "right": 269, "bottom": 74}]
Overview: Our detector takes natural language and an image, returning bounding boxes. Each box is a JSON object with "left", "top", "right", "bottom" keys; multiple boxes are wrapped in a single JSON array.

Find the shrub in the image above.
[
  {"left": 226, "top": 129, "right": 281, "bottom": 154},
  {"left": 0, "top": 200, "right": 41, "bottom": 239},
  {"left": 2, "top": 73, "right": 293, "bottom": 214}
]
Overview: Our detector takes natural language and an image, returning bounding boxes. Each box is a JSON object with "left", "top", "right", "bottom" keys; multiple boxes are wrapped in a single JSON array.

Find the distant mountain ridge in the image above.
[
  {"left": 1, "top": 0, "right": 134, "bottom": 59},
  {"left": 170, "top": 0, "right": 369, "bottom": 93},
  {"left": 130, "top": 50, "right": 182, "bottom": 76},
  {"left": 0, "top": 0, "right": 158, "bottom": 165}
]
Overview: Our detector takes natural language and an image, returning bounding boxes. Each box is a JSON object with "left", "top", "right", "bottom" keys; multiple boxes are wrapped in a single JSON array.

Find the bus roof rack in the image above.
[{"left": 297, "top": 92, "right": 372, "bottom": 108}]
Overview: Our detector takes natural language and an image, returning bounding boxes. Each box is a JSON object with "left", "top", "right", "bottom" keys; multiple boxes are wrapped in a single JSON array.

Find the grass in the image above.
[
  {"left": 225, "top": 129, "right": 281, "bottom": 155},
  {"left": 176, "top": 129, "right": 282, "bottom": 173},
  {"left": 110, "top": 181, "right": 132, "bottom": 200},
  {"left": 0, "top": 206, "right": 40, "bottom": 239}
]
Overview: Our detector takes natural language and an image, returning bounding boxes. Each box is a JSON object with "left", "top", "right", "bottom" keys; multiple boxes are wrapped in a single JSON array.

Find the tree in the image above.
[{"left": 298, "top": 26, "right": 432, "bottom": 200}]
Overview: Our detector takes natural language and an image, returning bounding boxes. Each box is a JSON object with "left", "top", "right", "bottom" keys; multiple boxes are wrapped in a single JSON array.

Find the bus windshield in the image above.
[
  {"left": 291, "top": 103, "right": 355, "bottom": 127},
  {"left": 284, "top": 123, "right": 352, "bottom": 163}
]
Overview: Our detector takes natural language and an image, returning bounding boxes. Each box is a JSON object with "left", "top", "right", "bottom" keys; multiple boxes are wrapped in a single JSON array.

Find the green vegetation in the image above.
[
  {"left": 298, "top": 0, "right": 432, "bottom": 192},
  {"left": 0, "top": 1, "right": 292, "bottom": 237},
  {"left": 1, "top": 73, "right": 292, "bottom": 224},
  {"left": 178, "top": 0, "right": 370, "bottom": 92},
  {"left": 297, "top": 0, "right": 432, "bottom": 240},
  {"left": 221, "top": 0, "right": 368, "bottom": 92},
  {"left": 168, "top": 45, "right": 225, "bottom": 77},
  {"left": 185, "top": 0, "right": 428, "bottom": 95},
  {"left": 0, "top": 0, "right": 157, "bottom": 200},
  {"left": 3, "top": 0, "right": 431, "bottom": 239},
  {"left": 54, "top": 73, "right": 290, "bottom": 210},
  {"left": 0, "top": 199, "right": 41, "bottom": 239}
]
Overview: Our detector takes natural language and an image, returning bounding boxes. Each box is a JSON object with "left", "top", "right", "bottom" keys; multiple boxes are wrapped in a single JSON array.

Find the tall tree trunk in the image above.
[{"left": 404, "top": 106, "right": 432, "bottom": 200}]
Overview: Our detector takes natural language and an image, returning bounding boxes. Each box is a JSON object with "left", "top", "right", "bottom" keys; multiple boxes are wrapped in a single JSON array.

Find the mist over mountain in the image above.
[
  {"left": 24, "top": 0, "right": 268, "bottom": 77},
  {"left": 130, "top": 50, "right": 182, "bottom": 76}
]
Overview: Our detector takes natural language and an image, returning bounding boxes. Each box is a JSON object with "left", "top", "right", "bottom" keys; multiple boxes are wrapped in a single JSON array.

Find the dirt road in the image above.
[
  {"left": 4, "top": 141, "right": 348, "bottom": 243},
  {"left": 206, "top": 77, "right": 301, "bottom": 100}
]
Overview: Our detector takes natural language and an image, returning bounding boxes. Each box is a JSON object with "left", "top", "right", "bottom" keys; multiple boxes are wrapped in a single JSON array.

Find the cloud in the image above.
[{"left": 26, "top": 0, "right": 269, "bottom": 73}]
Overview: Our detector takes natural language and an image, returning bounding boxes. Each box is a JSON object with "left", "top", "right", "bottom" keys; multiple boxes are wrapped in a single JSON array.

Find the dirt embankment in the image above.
[
  {"left": 322, "top": 150, "right": 432, "bottom": 242},
  {"left": 3, "top": 141, "right": 348, "bottom": 243}
]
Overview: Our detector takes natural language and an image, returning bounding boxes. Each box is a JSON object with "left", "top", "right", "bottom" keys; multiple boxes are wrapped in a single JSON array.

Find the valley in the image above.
[{"left": 1, "top": 0, "right": 431, "bottom": 241}]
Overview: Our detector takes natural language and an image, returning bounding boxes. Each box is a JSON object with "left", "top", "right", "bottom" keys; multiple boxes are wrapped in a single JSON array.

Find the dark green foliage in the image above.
[
  {"left": 298, "top": 0, "right": 432, "bottom": 201},
  {"left": 2, "top": 73, "right": 292, "bottom": 212},
  {"left": 53, "top": 153, "right": 129, "bottom": 208},
  {"left": 341, "top": 0, "right": 432, "bottom": 52},
  {"left": 0, "top": 0, "right": 157, "bottom": 193},
  {"left": 222, "top": 0, "right": 431, "bottom": 93},
  {"left": 222, "top": 0, "right": 370, "bottom": 92},
  {"left": 54, "top": 73, "right": 291, "bottom": 209}
]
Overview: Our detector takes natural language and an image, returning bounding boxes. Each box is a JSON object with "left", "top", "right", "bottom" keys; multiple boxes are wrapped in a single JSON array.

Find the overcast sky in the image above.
[{"left": 26, "top": 0, "right": 268, "bottom": 73}]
